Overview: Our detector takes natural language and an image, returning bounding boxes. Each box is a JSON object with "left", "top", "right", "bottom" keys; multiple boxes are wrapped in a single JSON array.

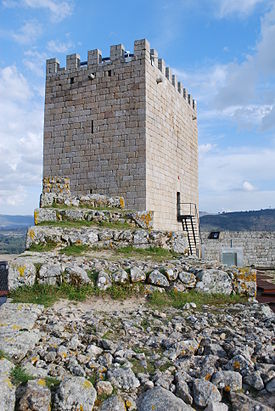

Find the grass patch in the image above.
[
  {"left": 45, "top": 376, "right": 60, "bottom": 389},
  {"left": 115, "top": 246, "right": 180, "bottom": 261},
  {"left": 60, "top": 244, "right": 90, "bottom": 256},
  {"left": 0, "top": 349, "right": 11, "bottom": 360},
  {"left": 148, "top": 289, "right": 248, "bottom": 310},
  {"left": 105, "top": 283, "right": 144, "bottom": 300},
  {"left": 9, "top": 282, "right": 95, "bottom": 307},
  {"left": 87, "top": 270, "right": 99, "bottom": 286},
  {"left": 38, "top": 219, "right": 132, "bottom": 230},
  {"left": 28, "top": 241, "right": 57, "bottom": 252},
  {"left": 10, "top": 366, "right": 34, "bottom": 385}
]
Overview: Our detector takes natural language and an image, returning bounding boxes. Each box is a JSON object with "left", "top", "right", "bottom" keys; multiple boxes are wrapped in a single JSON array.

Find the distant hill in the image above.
[
  {"left": 200, "top": 209, "right": 275, "bottom": 231},
  {"left": 0, "top": 214, "right": 33, "bottom": 230}
]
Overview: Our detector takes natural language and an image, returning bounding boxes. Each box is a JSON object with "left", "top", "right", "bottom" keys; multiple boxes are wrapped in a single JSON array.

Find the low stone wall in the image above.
[
  {"left": 34, "top": 208, "right": 154, "bottom": 229},
  {"left": 26, "top": 226, "right": 189, "bottom": 254},
  {"left": 8, "top": 253, "right": 256, "bottom": 297},
  {"left": 201, "top": 231, "right": 275, "bottom": 267}
]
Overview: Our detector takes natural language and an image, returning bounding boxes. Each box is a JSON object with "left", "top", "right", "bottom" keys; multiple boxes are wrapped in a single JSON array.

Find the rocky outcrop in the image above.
[{"left": 0, "top": 299, "right": 274, "bottom": 410}]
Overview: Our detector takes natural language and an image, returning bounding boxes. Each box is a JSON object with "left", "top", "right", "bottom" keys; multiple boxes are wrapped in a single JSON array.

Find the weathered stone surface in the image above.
[
  {"left": 266, "top": 377, "right": 275, "bottom": 393},
  {"left": 0, "top": 375, "right": 16, "bottom": 411},
  {"left": 176, "top": 379, "right": 193, "bottom": 404},
  {"left": 171, "top": 235, "right": 189, "bottom": 254},
  {"left": 96, "top": 380, "right": 113, "bottom": 396},
  {"left": 193, "top": 379, "right": 222, "bottom": 407},
  {"left": 34, "top": 208, "right": 57, "bottom": 224},
  {"left": 64, "top": 264, "right": 91, "bottom": 285},
  {"left": 54, "top": 376, "right": 97, "bottom": 411},
  {"left": 107, "top": 367, "right": 140, "bottom": 391},
  {"left": 130, "top": 211, "right": 154, "bottom": 229},
  {"left": 205, "top": 402, "right": 228, "bottom": 411},
  {"left": 230, "top": 391, "right": 273, "bottom": 411},
  {"left": 137, "top": 386, "right": 193, "bottom": 410},
  {"left": 212, "top": 370, "right": 242, "bottom": 392},
  {"left": 130, "top": 266, "right": 146, "bottom": 283},
  {"left": 178, "top": 271, "right": 196, "bottom": 287},
  {"left": 97, "top": 270, "right": 112, "bottom": 290},
  {"left": 112, "top": 268, "right": 129, "bottom": 284},
  {"left": 148, "top": 270, "right": 169, "bottom": 287},
  {"left": 98, "top": 394, "right": 126, "bottom": 411},
  {"left": 8, "top": 258, "right": 36, "bottom": 290},
  {"left": 195, "top": 269, "right": 232, "bottom": 294},
  {"left": 18, "top": 379, "right": 51, "bottom": 411},
  {"left": 243, "top": 371, "right": 264, "bottom": 390},
  {"left": 38, "top": 263, "right": 62, "bottom": 285}
]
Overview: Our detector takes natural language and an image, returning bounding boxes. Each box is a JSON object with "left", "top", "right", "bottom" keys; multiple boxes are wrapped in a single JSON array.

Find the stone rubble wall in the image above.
[
  {"left": 8, "top": 253, "right": 256, "bottom": 297},
  {"left": 26, "top": 226, "right": 189, "bottom": 254},
  {"left": 34, "top": 207, "right": 154, "bottom": 230},
  {"left": 201, "top": 231, "right": 275, "bottom": 267}
]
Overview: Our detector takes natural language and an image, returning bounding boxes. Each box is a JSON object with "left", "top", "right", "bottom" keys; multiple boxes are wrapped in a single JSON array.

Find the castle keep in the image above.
[{"left": 43, "top": 39, "right": 198, "bottom": 232}]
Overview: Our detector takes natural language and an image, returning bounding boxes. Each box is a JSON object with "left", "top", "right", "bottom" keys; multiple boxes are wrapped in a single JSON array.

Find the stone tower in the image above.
[{"left": 43, "top": 39, "right": 198, "bottom": 231}]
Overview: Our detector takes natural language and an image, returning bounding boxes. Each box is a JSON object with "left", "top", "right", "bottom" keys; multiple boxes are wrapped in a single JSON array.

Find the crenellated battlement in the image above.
[{"left": 46, "top": 39, "right": 196, "bottom": 111}]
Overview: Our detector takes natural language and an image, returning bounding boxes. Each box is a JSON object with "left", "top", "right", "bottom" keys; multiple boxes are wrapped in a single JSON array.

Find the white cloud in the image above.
[
  {"left": 2, "top": 0, "right": 73, "bottom": 21},
  {"left": 199, "top": 143, "right": 216, "bottom": 155},
  {"left": 0, "top": 65, "right": 43, "bottom": 214},
  {"left": 215, "top": 0, "right": 267, "bottom": 18},
  {"left": 47, "top": 39, "right": 73, "bottom": 54},
  {"left": 199, "top": 145, "right": 275, "bottom": 211},
  {"left": 242, "top": 180, "right": 256, "bottom": 191},
  {"left": 12, "top": 20, "right": 42, "bottom": 44}
]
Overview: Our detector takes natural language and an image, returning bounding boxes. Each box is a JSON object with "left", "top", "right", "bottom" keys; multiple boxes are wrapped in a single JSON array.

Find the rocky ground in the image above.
[{"left": 0, "top": 296, "right": 274, "bottom": 410}]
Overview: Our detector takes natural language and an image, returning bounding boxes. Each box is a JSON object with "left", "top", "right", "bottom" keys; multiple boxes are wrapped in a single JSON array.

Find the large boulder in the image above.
[
  {"left": 54, "top": 376, "right": 97, "bottom": 411},
  {"left": 130, "top": 267, "right": 146, "bottom": 283},
  {"left": 212, "top": 370, "right": 242, "bottom": 392},
  {"left": 18, "top": 379, "right": 51, "bottom": 411},
  {"left": 97, "top": 270, "right": 112, "bottom": 290},
  {"left": 193, "top": 379, "right": 222, "bottom": 407},
  {"left": 63, "top": 265, "right": 91, "bottom": 286},
  {"left": 38, "top": 263, "right": 63, "bottom": 285},
  {"left": 137, "top": 386, "right": 193, "bottom": 410},
  {"left": 148, "top": 270, "right": 169, "bottom": 287},
  {"left": 8, "top": 258, "right": 36, "bottom": 290},
  {"left": 98, "top": 395, "right": 126, "bottom": 411},
  {"left": 195, "top": 269, "right": 232, "bottom": 294},
  {"left": 107, "top": 367, "right": 140, "bottom": 392}
]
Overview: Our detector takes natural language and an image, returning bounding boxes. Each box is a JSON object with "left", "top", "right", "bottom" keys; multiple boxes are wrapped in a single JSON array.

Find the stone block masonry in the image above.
[
  {"left": 201, "top": 231, "right": 275, "bottom": 267},
  {"left": 43, "top": 39, "right": 198, "bottom": 231}
]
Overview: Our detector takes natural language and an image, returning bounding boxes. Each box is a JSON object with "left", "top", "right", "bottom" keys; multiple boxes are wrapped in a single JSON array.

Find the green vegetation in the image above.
[
  {"left": 0, "top": 349, "right": 10, "bottom": 360},
  {"left": 38, "top": 219, "right": 132, "bottom": 230},
  {"left": 10, "top": 366, "right": 34, "bottom": 385},
  {"left": 45, "top": 376, "right": 60, "bottom": 389},
  {"left": 28, "top": 241, "right": 57, "bottom": 252},
  {"left": 115, "top": 246, "right": 180, "bottom": 260},
  {"left": 60, "top": 244, "right": 90, "bottom": 256},
  {"left": 148, "top": 289, "right": 247, "bottom": 309},
  {"left": 200, "top": 208, "right": 275, "bottom": 231},
  {"left": 0, "top": 230, "right": 26, "bottom": 254},
  {"left": 9, "top": 282, "right": 144, "bottom": 307}
]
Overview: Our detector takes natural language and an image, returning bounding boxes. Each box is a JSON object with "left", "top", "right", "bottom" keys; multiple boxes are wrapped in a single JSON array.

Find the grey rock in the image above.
[
  {"left": 195, "top": 269, "right": 232, "bottom": 294},
  {"left": 0, "top": 373, "right": 16, "bottom": 411},
  {"left": 137, "top": 386, "right": 193, "bottom": 410},
  {"left": 107, "top": 367, "right": 140, "bottom": 392},
  {"left": 54, "top": 376, "right": 97, "bottom": 411},
  {"left": 133, "top": 230, "right": 149, "bottom": 245},
  {"left": 130, "top": 266, "right": 146, "bottom": 283},
  {"left": 8, "top": 258, "right": 36, "bottom": 290},
  {"left": 212, "top": 370, "right": 242, "bottom": 391},
  {"left": 98, "top": 394, "right": 126, "bottom": 411},
  {"left": 193, "top": 379, "right": 222, "bottom": 407},
  {"left": 178, "top": 271, "right": 196, "bottom": 287},
  {"left": 112, "top": 268, "right": 129, "bottom": 284},
  {"left": 171, "top": 234, "right": 189, "bottom": 254},
  {"left": 34, "top": 208, "right": 57, "bottom": 224},
  {"left": 205, "top": 402, "right": 228, "bottom": 411},
  {"left": 176, "top": 379, "right": 193, "bottom": 404},
  {"left": 64, "top": 264, "right": 91, "bottom": 285},
  {"left": 164, "top": 267, "right": 178, "bottom": 281},
  {"left": 38, "top": 263, "right": 62, "bottom": 285},
  {"left": 266, "top": 377, "right": 275, "bottom": 393},
  {"left": 97, "top": 270, "right": 112, "bottom": 290},
  {"left": 148, "top": 270, "right": 169, "bottom": 287},
  {"left": 18, "top": 379, "right": 51, "bottom": 411},
  {"left": 230, "top": 391, "right": 273, "bottom": 411},
  {"left": 244, "top": 371, "right": 264, "bottom": 390}
]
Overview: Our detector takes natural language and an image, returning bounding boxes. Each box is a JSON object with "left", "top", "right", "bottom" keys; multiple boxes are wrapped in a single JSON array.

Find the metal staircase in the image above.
[{"left": 177, "top": 202, "right": 201, "bottom": 257}]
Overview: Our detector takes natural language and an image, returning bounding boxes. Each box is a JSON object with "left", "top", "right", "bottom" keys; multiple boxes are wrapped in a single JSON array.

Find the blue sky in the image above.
[{"left": 0, "top": 0, "right": 275, "bottom": 214}]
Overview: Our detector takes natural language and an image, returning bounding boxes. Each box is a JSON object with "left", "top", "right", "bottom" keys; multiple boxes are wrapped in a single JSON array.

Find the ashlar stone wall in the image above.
[{"left": 43, "top": 39, "right": 198, "bottom": 231}]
